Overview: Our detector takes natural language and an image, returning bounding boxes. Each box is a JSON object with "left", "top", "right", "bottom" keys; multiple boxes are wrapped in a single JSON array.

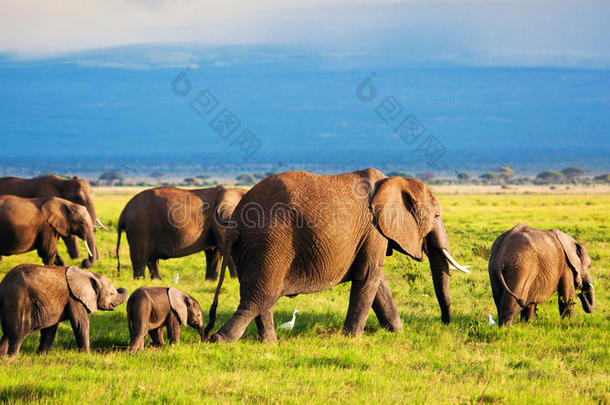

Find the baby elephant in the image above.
[
  {"left": 0, "top": 264, "right": 128, "bottom": 356},
  {"left": 127, "top": 287, "right": 205, "bottom": 352},
  {"left": 489, "top": 224, "right": 595, "bottom": 326}
]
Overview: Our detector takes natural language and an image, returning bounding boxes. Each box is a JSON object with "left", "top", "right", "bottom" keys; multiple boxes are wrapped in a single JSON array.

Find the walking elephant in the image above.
[
  {"left": 0, "top": 264, "right": 128, "bottom": 356},
  {"left": 116, "top": 185, "right": 247, "bottom": 280},
  {"left": 0, "top": 175, "right": 106, "bottom": 260},
  {"left": 205, "top": 169, "right": 469, "bottom": 343},
  {"left": 489, "top": 224, "right": 595, "bottom": 326},
  {"left": 0, "top": 195, "right": 98, "bottom": 267}
]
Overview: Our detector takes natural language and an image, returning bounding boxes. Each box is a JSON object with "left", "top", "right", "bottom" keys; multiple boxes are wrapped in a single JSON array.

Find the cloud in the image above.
[{"left": 0, "top": 0, "right": 608, "bottom": 68}]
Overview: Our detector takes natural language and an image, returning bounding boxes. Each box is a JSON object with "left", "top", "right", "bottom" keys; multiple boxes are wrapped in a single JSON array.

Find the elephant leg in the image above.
[
  {"left": 129, "top": 324, "right": 147, "bottom": 353},
  {"left": 210, "top": 304, "right": 259, "bottom": 343},
  {"left": 62, "top": 235, "right": 80, "bottom": 260},
  {"left": 167, "top": 314, "right": 181, "bottom": 345},
  {"left": 498, "top": 293, "right": 521, "bottom": 326},
  {"left": 343, "top": 275, "right": 380, "bottom": 336},
  {"left": 520, "top": 304, "right": 536, "bottom": 322},
  {"left": 7, "top": 335, "right": 25, "bottom": 357},
  {"left": 149, "top": 328, "right": 164, "bottom": 347},
  {"left": 129, "top": 249, "right": 147, "bottom": 279},
  {"left": 205, "top": 249, "right": 221, "bottom": 280},
  {"left": 68, "top": 301, "right": 90, "bottom": 353},
  {"left": 254, "top": 307, "right": 277, "bottom": 343},
  {"left": 0, "top": 335, "right": 9, "bottom": 356},
  {"left": 558, "top": 274, "right": 576, "bottom": 319},
  {"left": 147, "top": 259, "right": 161, "bottom": 280},
  {"left": 228, "top": 258, "right": 238, "bottom": 278},
  {"left": 38, "top": 324, "right": 59, "bottom": 353},
  {"left": 371, "top": 273, "right": 402, "bottom": 332}
]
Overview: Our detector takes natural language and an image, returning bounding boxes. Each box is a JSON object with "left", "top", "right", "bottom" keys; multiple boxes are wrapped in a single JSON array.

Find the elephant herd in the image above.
[{"left": 0, "top": 170, "right": 596, "bottom": 356}]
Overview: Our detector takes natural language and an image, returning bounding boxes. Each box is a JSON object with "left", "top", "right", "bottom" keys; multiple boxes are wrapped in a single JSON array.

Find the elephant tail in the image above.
[
  {"left": 498, "top": 268, "right": 527, "bottom": 308},
  {"left": 203, "top": 249, "right": 230, "bottom": 341}
]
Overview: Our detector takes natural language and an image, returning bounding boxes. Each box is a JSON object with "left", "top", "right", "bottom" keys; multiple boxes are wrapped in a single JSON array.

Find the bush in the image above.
[
  {"left": 536, "top": 171, "right": 565, "bottom": 184},
  {"left": 593, "top": 173, "right": 610, "bottom": 184},
  {"left": 387, "top": 170, "right": 412, "bottom": 178},
  {"left": 236, "top": 173, "right": 257, "bottom": 185}
]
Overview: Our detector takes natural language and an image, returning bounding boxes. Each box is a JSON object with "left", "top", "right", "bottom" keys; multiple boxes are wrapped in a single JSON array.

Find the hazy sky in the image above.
[{"left": 0, "top": 0, "right": 609, "bottom": 67}]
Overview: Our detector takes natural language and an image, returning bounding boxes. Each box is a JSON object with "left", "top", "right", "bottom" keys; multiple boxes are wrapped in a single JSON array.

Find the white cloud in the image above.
[{"left": 0, "top": 0, "right": 608, "bottom": 68}]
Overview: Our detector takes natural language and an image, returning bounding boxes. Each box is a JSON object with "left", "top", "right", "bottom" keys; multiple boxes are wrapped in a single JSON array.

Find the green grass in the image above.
[{"left": 1, "top": 191, "right": 609, "bottom": 403}]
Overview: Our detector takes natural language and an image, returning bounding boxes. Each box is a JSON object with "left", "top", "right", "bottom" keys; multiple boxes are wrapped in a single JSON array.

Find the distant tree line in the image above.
[{"left": 89, "top": 167, "right": 610, "bottom": 187}]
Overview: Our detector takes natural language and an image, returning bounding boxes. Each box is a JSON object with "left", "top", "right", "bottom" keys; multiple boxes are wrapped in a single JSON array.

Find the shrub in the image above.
[{"left": 536, "top": 171, "right": 565, "bottom": 184}]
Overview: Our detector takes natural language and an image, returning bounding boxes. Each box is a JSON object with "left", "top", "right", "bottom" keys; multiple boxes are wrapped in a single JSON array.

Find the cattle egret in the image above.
[
  {"left": 487, "top": 313, "right": 496, "bottom": 327},
  {"left": 277, "top": 309, "right": 299, "bottom": 331},
  {"left": 172, "top": 271, "right": 180, "bottom": 285}
]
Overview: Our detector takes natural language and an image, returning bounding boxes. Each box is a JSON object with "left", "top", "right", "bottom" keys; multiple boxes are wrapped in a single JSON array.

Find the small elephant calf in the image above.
[
  {"left": 0, "top": 264, "right": 129, "bottom": 357},
  {"left": 127, "top": 287, "right": 205, "bottom": 352},
  {"left": 489, "top": 224, "right": 595, "bottom": 326}
]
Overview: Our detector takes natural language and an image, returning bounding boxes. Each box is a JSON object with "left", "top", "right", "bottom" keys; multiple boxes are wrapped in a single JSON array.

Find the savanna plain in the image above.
[{"left": 0, "top": 187, "right": 608, "bottom": 404}]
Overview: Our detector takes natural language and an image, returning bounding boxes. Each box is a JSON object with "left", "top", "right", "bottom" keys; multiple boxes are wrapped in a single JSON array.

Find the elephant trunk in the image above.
[
  {"left": 113, "top": 288, "right": 129, "bottom": 308},
  {"left": 81, "top": 227, "right": 98, "bottom": 268},
  {"left": 198, "top": 325, "right": 206, "bottom": 342},
  {"left": 578, "top": 275, "right": 595, "bottom": 313},
  {"left": 425, "top": 219, "right": 452, "bottom": 324}
]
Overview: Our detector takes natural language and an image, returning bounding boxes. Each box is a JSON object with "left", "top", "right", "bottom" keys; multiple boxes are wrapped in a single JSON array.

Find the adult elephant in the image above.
[
  {"left": 206, "top": 169, "right": 469, "bottom": 343},
  {"left": 0, "top": 175, "right": 106, "bottom": 260},
  {"left": 0, "top": 196, "right": 98, "bottom": 268},
  {"left": 489, "top": 224, "right": 595, "bottom": 325},
  {"left": 116, "top": 185, "right": 247, "bottom": 280}
]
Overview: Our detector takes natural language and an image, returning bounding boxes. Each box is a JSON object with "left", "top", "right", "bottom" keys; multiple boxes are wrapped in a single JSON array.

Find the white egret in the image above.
[{"left": 277, "top": 309, "right": 299, "bottom": 331}]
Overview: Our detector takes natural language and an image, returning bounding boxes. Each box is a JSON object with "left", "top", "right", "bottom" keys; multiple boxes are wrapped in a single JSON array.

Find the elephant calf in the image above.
[
  {"left": 489, "top": 224, "right": 595, "bottom": 326},
  {"left": 0, "top": 264, "right": 128, "bottom": 357},
  {"left": 127, "top": 286, "right": 205, "bottom": 352}
]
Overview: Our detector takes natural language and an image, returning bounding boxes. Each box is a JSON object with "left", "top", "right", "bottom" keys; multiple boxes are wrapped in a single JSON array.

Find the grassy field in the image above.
[{"left": 0, "top": 189, "right": 608, "bottom": 403}]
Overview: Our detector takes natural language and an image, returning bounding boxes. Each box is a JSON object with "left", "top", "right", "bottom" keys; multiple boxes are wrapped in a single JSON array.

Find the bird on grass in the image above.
[
  {"left": 172, "top": 271, "right": 180, "bottom": 285},
  {"left": 277, "top": 309, "right": 299, "bottom": 331},
  {"left": 487, "top": 313, "right": 496, "bottom": 328}
]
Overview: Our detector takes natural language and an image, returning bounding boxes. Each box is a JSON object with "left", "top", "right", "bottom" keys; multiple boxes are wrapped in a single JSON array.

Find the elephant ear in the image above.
[
  {"left": 552, "top": 230, "right": 585, "bottom": 287},
  {"left": 371, "top": 177, "right": 425, "bottom": 261},
  {"left": 41, "top": 198, "right": 71, "bottom": 237},
  {"left": 66, "top": 266, "right": 98, "bottom": 313},
  {"left": 168, "top": 287, "right": 188, "bottom": 325}
]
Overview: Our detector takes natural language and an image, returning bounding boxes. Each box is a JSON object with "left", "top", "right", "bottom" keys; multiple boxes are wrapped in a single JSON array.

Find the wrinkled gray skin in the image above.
[
  {"left": 489, "top": 224, "right": 595, "bottom": 326},
  {"left": 127, "top": 286, "right": 204, "bottom": 352},
  {"left": 0, "top": 175, "right": 99, "bottom": 260},
  {"left": 0, "top": 195, "right": 98, "bottom": 268},
  {"left": 117, "top": 185, "right": 246, "bottom": 280},
  {"left": 0, "top": 264, "right": 128, "bottom": 357},
  {"left": 207, "top": 169, "right": 463, "bottom": 343}
]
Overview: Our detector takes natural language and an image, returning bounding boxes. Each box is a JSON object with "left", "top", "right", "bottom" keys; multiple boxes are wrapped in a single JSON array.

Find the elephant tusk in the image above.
[
  {"left": 442, "top": 249, "right": 470, "bottom": 273},
  {"left": 96, "top": 218, "right": 110, "bottom": 232},
  {"left": 449, "top": 265, "right": 471, "bottom": 271},
  {"left": 83, "top": 240, "right": 93, "bottom": 258}
]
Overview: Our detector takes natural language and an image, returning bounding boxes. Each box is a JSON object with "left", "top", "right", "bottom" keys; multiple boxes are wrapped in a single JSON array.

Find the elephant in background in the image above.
[
  {"left": 0, "top": 195, "right": 98, "bottom": 268},
  {"left": 206, "top": 169, "right": 469, "bottom": 343},
  {"left": 0, "top": 175, "right": 106, "bottom": 259},
  {"left": 489, "top": 224, "right": 595, "bottom": 326},
  {"left": 0, "top": 264, "right": 128, "bottom": 356},
  {"left": 117, "top": 185, "right": 247, "bottom": 280}
]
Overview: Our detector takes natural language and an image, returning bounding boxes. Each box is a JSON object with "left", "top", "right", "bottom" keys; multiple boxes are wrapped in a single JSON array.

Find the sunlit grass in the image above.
[{"left": 0, "top": 190, "right": 608, "bottom": 403}]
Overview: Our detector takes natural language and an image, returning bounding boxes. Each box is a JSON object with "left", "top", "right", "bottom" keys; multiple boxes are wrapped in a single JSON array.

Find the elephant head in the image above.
[
  {"left": 371, "top": 176, "right": 469, "bottom": 323},
  {"left": 553, "top": 230, "right": 595, "bottom": 313},
  {"left": 214, "top": 186, "right": 248, "bottom": 227},
  {"left": 41, "top": 198, "right": 98, "bottom": 268},
  {"left": 169, "top": 288, "right": 205, "bottom": 341},
  {"left": 66, "top": 266, "right": 129, "bottom": 313}
]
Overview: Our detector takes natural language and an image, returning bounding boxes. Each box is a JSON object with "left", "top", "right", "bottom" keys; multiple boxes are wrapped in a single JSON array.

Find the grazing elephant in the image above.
[
  {"left": 116, "top": 185, "right": 247, "bottom": 280},
  {"left": 206, "top": 169, "right": 469, "bottom": 343},
  {"left": 127, "top": 286, "right": 205, "bottom": 352},
  {"left": 0, "top": 175, "right": 106, "bottom": 260},
  {"left": 0, "top": 196, "right": 98, "bottom": 268},
  {"left": 0, "top": 264, "right": 128, "bottom": 356},
  {"left": 489, "top": 224, "right": 595, "bottom": 326}
]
